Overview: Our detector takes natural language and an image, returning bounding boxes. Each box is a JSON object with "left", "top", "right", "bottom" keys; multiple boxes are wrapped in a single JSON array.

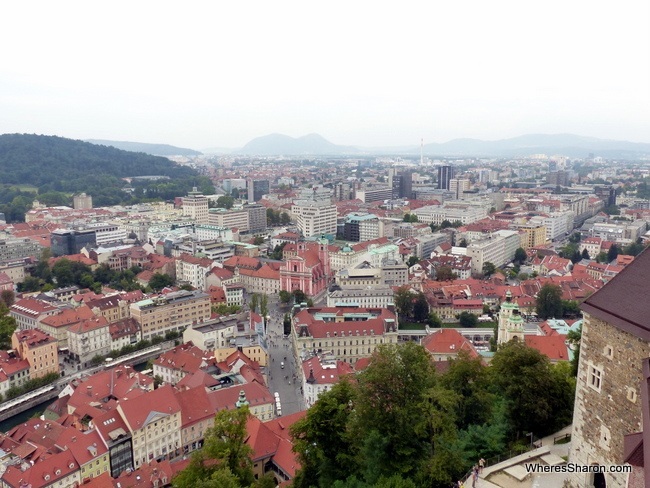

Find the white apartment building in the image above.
[
  {"left": 175, "top": 254, "right": 215, "bottom": 290},
  {"left": 67, "top": 317, "right": 111, "bottom": 368},
  {"left": 413, "top": 203, "right": 487, "bottom": 225},
  {"left": 326, "top": 286, "right": 395, "bottom": 308},
  {"left": 194, "top": 225, "right": 233, "bottom": 242},
  {"left": 528, "top": 211, "right": 574, "bottom": 241},
  {"left": 466, "top": 230, "right": 522, "bottom": 275},
  {"left": 208, "top": 208, "right": 249, "bottom": 232},
  {"left": 449, "top": 178, "right": 471, "bottom": 199},
  {"left": 292, "top": 200, "right": 337, "bottom": 237},
  {"left": 182, "top": 188, "right": 209, "bottom": 224},
  {"left": 87, "top": 223, "right": 127, "bottom": 246}
]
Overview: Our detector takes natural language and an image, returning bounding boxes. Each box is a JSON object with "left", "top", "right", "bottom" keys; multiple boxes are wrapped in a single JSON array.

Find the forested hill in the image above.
[
  {"left": 0, "top": 134, "right": 196, "bottom": 185},
  {"left": 0, "top": 134, "right": 213, "bottom": 222}
]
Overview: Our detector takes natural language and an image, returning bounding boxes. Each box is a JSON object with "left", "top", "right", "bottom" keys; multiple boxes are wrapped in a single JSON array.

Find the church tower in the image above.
[
  {"left": 505, "top": 308, "right": 525, "bottom": 343},
  {"left": 498, "top": 290, "right": 518, "bottom": 344}
]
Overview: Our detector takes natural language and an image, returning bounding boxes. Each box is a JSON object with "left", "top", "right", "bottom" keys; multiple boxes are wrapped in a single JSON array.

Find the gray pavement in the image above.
[{"left": 264, "top": 295, "right": 304, "bottom": 416}]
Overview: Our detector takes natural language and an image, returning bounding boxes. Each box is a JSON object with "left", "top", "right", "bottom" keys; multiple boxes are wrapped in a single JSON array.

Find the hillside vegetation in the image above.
[{"left": 0, "top": 134, "right": 213, "bottom": 221}]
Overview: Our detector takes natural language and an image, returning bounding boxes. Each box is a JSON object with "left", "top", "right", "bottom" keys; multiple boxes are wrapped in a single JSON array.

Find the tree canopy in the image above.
[{"left": 536, "top": 283, "right": 563, "bottom": 319}]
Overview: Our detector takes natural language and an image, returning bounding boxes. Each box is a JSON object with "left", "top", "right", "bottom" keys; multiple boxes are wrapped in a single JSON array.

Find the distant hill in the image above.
[
  {"left": 0, "top": 134, "right": 197, "bottom": 187},
  {"left": 86, "top": 139, "right": 202, "bottom": 156},
  {"left": 236, "top": 133, "right": 358, "bottom": 155},
  {"left": 420, "top": 134, "right": 650, "bottom": 158}
]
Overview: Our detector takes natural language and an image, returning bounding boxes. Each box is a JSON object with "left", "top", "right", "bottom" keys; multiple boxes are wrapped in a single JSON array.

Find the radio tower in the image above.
[{"left": 420, "top": 138, "right": 424, "bottom": 166}]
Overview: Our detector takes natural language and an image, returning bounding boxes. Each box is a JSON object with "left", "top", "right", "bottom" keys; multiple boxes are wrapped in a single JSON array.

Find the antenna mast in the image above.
[{"left": 420, "top": 138, "right": 423, "bottom": 166}]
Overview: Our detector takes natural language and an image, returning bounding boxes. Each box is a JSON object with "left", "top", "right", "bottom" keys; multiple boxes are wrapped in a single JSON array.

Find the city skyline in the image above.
[{"left": 1, "top": 0, "right": 649, "bottom": 149}]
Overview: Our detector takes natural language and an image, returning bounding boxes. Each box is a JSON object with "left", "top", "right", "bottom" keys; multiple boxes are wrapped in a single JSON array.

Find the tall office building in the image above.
[
  {"left": 437, "top": 165, "right": 454, "bottom": 190},
  {"left": 449, "top": 178, "right": 471, "bottom": 199},
  {"left": 247, "top": 179, "right": 269, "bottom": 203},
  {"left": 245, "top": 203, "right": 267, "bottom": 232},
  {"left": 388, "top": 168, "right": 413, "bottom": 199},
  {"left": 182, "top": 187, "right": 209, "bottom": 224}
]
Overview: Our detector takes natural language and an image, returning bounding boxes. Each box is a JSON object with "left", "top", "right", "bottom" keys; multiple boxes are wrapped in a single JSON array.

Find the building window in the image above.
[
  {"left": 588, "top": 364, "right": 602, "bottom": 392},
  {"left": 627, "top": 387, "right": 637, "bottom": 403},
  {"left": 603, "top": 345, "right": 613, "bottom": 359}
]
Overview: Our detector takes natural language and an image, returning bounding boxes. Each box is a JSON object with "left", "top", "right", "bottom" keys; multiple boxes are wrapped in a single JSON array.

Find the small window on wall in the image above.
[
  {"left": 627, "top": 387, "right": 637, "bottom": 403},
  {"left": 603, "top": 345, "right": 613, "bottom": 359}
]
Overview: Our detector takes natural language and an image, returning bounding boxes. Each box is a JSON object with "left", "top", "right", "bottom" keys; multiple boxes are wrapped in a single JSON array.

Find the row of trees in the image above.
[
  {"left": 20, "top": 255, "right": 175, "bottom": 294},
  {"left": 266, "top": 208, "right": 291, "bottom": 226},
  {"left": 290, "top": 341, "right": 575, "bottom": 487}
]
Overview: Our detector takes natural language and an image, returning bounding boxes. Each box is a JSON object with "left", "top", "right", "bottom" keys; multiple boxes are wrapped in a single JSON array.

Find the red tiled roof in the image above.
[
  {"left": 11, "top": 298, "right": 58, "bottom": 317},
  {"left": 525, "top": 335, "right": 570, "bottom": 361},
  {"left": 421, "top": 329, "right": 478, "bottom": 358},
  {"left": 154, "top": 343, "right": 207, "bottom": 375},
  {"left": 207, "top": 382, "right": 273, "bottom": 412},
  {"left": 118, "top": 385, "right": 181, "bottom": 431},
  {"left": 2, "top": 450, "right": 79, "bottom": 488},
  {"left": 175, "top": 386, "right": 214, "bottom": 428},
  {"left": 68, "top": 316, "right": 109, "bottom": 335}
]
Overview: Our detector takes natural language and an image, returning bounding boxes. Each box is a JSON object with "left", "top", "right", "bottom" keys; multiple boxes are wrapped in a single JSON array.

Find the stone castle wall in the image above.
[{"left": 567, "top": 312, "right": 650, "bottom": 487}]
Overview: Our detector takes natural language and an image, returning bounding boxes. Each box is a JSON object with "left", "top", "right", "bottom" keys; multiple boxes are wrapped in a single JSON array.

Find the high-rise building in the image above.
[
  {"left": 73, "top": 193, "right": 92, "bottom": 209},
  {"left": 50, "top": 229, "right": 97, "bottom": 256},
  {"left": 292, "top": 197, "right": 337, "bottom": 238},
  {"left": 388, "top": 168, "right": 413, "bottom": 199},
  {"left": 182, "top": 187, "right": 209, "bottom": 224},
  {"left": 247, "top": 179, "right": 269, "bottom": 203},
  {"left": 449, "top": 178, "right": 471, "bottom": 199},
  {"left": 594, "top": 185, "right": 616, "bottom": 208},
  {"left": 245, "top": 203, "right": 267, "bottom": 232},
  {"left": 437, "top": 165, "right": 454, "bottom": 190}
]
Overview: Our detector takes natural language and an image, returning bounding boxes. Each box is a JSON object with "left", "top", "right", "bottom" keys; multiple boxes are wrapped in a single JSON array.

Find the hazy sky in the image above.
[{"left": 2, "top": 1, "right": 649, "bottom": 149}]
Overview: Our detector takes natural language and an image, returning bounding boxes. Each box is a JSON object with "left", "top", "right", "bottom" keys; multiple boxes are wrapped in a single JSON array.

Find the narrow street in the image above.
[{"left": 264, "top": 295, "right": 304, "bottom": 416}]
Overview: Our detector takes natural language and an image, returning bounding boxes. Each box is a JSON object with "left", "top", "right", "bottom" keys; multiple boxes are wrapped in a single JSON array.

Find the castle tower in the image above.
[{"left": 498, "top": 290, "right": 518, "bottom": 344}]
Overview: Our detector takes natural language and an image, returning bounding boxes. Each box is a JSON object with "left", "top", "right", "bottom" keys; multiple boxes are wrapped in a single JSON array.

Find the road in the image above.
[{"left": 263, "top": 295, "right": 304, "bottom": 416}]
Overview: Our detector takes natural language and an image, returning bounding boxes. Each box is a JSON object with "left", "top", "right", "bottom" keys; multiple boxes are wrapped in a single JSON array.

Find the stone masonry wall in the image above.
[{"left": 567, "top": 312, "right": 650, "bottom": 487}]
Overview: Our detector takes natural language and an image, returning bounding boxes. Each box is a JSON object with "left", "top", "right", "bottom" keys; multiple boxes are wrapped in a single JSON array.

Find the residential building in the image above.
[
  {"left": 466, "top": 230, "right": 522, "bottom": 275},
  {"left": 67, "top": 316, "right": 111, "bottom": 368},
  {"left": 449, "top": 178, "right": 471, "bottom": 199},
  {"left": 528, "top": 211, "right": 574, "bottom": 241},
  {"left": 514, "top": 222, "right": 548, "bottom": 248},
  {"left": 55, "top": 428, "right": 110, "bottom": 482},
  {"left": 208, "top": 207, "right": 249, "bottom": 232},
  {"left": 86, "top": 295, "right": 132, "bottom": 324},
  {"left": 38, "top": 305, "right": 97, "bottom": 347},
  {"left": 182, "top": 187, "right": 209, "bottom": 224},
  {"left": 354, "top": 187, "right": 393, "bottom": 203},
  {"left": 413, "top": 203, "right": 488, "bottom": 226},
  {"left": 11, "top": 328, "right": 58, "bottom": 379},
  {"left": 291, "top": 306, "right": 399, "bottom": 365},
  {"left": 342, "top": 213, "right": 380, "bottom": 242},
  {"left": 117, "top": 385, "right": 182, "bottom": 468},
  {"left": 301, "top": 353, "right": 353, "bottom": 408},
  {"left": 109, "top": 318, "right": 142, "bottom": 351},
  {"left": 0, "top": 237, "right": 43, "bottom": 262},
  {"left": 10, "top": 298, "right": 59, "bottom": 331},
  {"left": 1, "top": 450, "right": 80, "bottom": 488},
  {"left": 153, "top": 343, "right": 211, "bottom": 385},
  {"left": 183, "top": 315, "right": 241, "bottom": 351},
  {"left": 421, "top": 328, "right": 479, "bottom": 361},
  {"left": 175, "top": 253, "right": 214, "bottom": 290},
  {"left": 245, "top": 203, "right": 267, "bottom": 232},
  {"left": 50, "top": 228, "right": 97, "bottom": 256},
  {"left": 129, "top": 290, "right": 211, "bottom": 340}
]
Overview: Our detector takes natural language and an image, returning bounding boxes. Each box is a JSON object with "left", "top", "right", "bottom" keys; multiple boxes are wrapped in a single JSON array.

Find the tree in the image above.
[
  {"left": 393, "top": 287, "right": 414, "bottom": 319},
  {"left": 623, "top": 240, "right": 645, "bottom": 257},
  {"left": 149, "top": 273, "right": 174, "bottom": 291},
  {"left": 280, "top": 212, "right": 291, "bottom": 225},
  {"left": 596, "top": 251, "right": 608, "bottom": 263},
  {"left": 292, "top": 289, "right": 307, "bottom": 304},
  {"left": 249, "top": 293, "right": 259, "bottom": 313},
  {"left": 406, "top": 256, "right": 419, "bottom": 267},
  {"left": 412, "top": 293, "right": 429, "bottom": 323},
  {"left": 482, "top": 262, "right": 496, "bottom": 278},
  {"left": 0, "top": 290, "right": 15, "bottom": 307},
  {"left": 535, "top": 283, "right": 563, "bottom": 319},
  {"left": 283, "top": 313, "right": 292, "bottom": 336},
  {"left": 260, "top": 294, "right": 269, "bottom": 318},
  {"left": 561, "top": 300, "right": 581, "bottom": 317},
  {"left": 427, "top": 312, "right": 442, "bottom": 328},
  {"left": 435, "top": 266, "right": 457, "bottom": 281},
  {"left": 513, "top": 247, "right": 527, "bottom": 265},
  {"left": 581, "top": 248, "right": 590, "bottom": 260},
  {"left": 216, "top": 195, "right": 234, "bottom": 209},
  {"left": 153, "top": 375, "right": 164, "bottom": 389},
  {"left": 0, "top": 304, "right": 17, "bottom": 350},
  {"left": 269, "top": 242, "right": 287, "bottom": 260},
  {"left": 607, "top": 244, "right": 620, "bottom": 262},
  {"left": 440, "top": 220, "right": 453, "bottom": 229},
  {"left": 291, "top": 380, "right": 358, "bottom": 487},
  {"left": 253, "top": 236, "right": 264, "bottom": 246},
  {"left": 278, "top": 290, "right": 292, "bottom": 304},
  {"left": 458, "top": 312, "right": 478, "bottom": 328},
  {"left": 568, "top": 232, "right": 581, "bottom": 244},
  {"left": 457, "top": 238, "right": 468, "bottom": 248},
  {"left": 489, "top": 341, "right": 574, "bottom": 437},
  {"left": 566, "top": 325, "right": 582, "bottom": 377},
  {"left": 174, "top": 406, "right": 256, "bottom": 488}
]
